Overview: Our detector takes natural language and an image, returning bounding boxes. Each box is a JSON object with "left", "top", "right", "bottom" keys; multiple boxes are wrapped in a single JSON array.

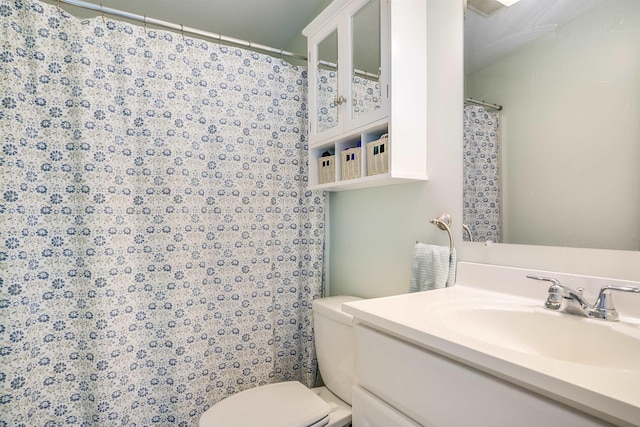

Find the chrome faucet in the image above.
[{"left": 527, "top": 275, "right": 640, "bottom": 321}]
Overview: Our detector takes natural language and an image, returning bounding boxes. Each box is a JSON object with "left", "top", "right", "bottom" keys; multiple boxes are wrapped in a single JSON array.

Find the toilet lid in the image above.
[{"left": 199, "top": 381, "right": 330, "bottom": 427}]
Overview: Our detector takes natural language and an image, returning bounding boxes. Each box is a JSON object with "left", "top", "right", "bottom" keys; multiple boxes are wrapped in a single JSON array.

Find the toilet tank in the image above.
[{"left": 312, "top": 295, "right": 362, "bottom": 405}]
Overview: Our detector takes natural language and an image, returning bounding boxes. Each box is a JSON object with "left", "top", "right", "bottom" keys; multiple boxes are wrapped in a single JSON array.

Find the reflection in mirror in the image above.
[
  {"left": 317, "top": 30, "right": 339, "bottom": 133},
  {"left": 463, "top": 101, "right": 501, "bottom": 243},
  {"left": 352, "top": 0, "right": 381, "bottom": 119},
  {"left": 463, "top": 0, "right": 640, "bottom": 251}
]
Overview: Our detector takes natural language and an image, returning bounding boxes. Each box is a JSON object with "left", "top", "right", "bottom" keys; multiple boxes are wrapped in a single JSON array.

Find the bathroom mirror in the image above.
[
  {"left": 463, "top": 0, "right": 640, "bottom": 251},
  {"left": 317, "top": 29, "right": 339, "bottom": 134},
  {"left": 351, "top": 0, "right": 381, "bottom": 119}
]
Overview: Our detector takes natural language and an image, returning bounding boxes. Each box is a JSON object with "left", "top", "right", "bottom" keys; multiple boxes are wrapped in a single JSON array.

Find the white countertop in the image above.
[{"left": 342, "top": 262, "right": 640, "bottom": 427}]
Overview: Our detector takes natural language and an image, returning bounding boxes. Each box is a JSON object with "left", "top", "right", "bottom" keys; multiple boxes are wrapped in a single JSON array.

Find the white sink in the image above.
[
  {"left": 429, "top": 301, "right": 640, "bottom": 370},
  {"left": 343, "top": 262, "right": 640, "bottom": 426}
]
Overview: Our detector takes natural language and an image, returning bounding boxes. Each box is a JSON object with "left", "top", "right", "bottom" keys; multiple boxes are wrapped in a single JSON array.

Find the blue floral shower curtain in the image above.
[
  {"left": 463, "top": 105, "right": 501, "bottom": 243},
  {"left": 0, "top": 0, "right": 325, "bottom": 425}
]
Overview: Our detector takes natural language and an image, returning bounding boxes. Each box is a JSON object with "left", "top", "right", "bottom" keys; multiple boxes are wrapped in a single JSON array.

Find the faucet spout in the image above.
[
  {"left": 542, "top": 281, "right": 590, "bottom": 316},
  {"left": 527, "top": 275, "right": 590, "bottom": 316},
  {"left": 559, "top": 287, "right": 592, "bottom": 316}
]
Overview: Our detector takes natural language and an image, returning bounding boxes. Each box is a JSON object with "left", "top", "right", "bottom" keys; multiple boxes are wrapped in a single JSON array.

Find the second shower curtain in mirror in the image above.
[{"left": 463, "top": 105, "right": 502, "bottom": 243}]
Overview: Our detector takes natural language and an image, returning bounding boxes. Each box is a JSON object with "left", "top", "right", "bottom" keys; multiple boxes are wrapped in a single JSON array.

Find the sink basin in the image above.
[{"left": 430, "top": 301, "right": 640, "bottom": 370}]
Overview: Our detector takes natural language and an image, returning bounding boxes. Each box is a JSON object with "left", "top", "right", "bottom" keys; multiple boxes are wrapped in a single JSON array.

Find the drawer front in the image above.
[
  {"left": 354, "top": 324, "right": 611, "bottom": 427},
  {"left": 352, "top": 385, "right": 421, "bottom": 427}
]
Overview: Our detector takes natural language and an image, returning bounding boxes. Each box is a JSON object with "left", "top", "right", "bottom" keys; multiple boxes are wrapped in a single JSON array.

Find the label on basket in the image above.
[
  {"left": 318, "top": 155, "right": 335, "bottom": 184},
  {"left": 341, "top": 147, "right": 362, "bottom": 180},
  {"left": 367, "top": 136, "right": 389, "bottom": 176}
]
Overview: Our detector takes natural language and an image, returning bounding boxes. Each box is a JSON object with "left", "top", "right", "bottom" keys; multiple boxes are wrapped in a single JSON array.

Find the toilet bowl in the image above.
[{"left": 198, "top": 295, "right": 361, "bottom": 427}]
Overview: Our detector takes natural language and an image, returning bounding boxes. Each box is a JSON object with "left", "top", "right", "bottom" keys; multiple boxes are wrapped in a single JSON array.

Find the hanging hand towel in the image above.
[{"left": 409, "top": 243, "right": 457, "bottom": 292}]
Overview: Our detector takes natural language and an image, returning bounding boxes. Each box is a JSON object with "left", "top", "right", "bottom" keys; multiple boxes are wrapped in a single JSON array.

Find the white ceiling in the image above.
[
  {"left": 51, "top": 0, "right": 610, "bottom": 74},
  {"left": 50, "top": 0, "right": 328, "bottom": 55},
  {"left": 464, "top": 0, "right": 608, "bottom": 74}
]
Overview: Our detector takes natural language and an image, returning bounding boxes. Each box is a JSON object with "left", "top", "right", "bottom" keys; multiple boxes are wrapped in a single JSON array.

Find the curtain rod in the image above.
[
  {"left": 465, "top": 97, "right": 503, "bottom": 111},
  {"left": 318, "top": 60, "right": 380, "bottom": 80},
  {"left": 49, "top": 0, "right": 308, "bottom": 61}
]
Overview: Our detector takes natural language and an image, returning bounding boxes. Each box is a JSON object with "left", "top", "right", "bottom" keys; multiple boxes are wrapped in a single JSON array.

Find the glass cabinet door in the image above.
[
  {"left": 305, "top": 0, "right": 388, "bottom": 144},
  {"left": 351, "top": 0, "right": 382, "bottom": 121},
  {"left": 316, "top": 29, "right": 340, "bottom": 134}
]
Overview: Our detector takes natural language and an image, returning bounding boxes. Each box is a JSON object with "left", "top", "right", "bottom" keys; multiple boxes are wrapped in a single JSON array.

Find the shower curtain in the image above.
[
  {"left": 463, "top": 104, "right": 501, "bottom": 243},
  {"left": 0, "top": 0, "right": 325, "bottom": 425}
]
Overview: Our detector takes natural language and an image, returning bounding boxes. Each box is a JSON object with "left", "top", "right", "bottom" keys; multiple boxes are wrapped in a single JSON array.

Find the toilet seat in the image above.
[{"left": 199, "top": 381, "right": 331, "bottom": 427}]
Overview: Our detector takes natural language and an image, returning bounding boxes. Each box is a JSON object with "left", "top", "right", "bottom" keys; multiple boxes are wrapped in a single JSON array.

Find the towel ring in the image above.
[{"left": 430, "top": 213, "right": 454, "bottom": 255}]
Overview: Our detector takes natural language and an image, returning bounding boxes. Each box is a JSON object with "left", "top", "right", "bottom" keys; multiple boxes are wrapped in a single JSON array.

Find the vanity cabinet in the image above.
[
  {"left": 303, "top": 0, "right": 440, "bottom": 191},
  {"left": 353, "top": 324, "right": 612, "bottom": 427},
  {"left": 352, "top": 385, "right": 420, "bottom": 427}
]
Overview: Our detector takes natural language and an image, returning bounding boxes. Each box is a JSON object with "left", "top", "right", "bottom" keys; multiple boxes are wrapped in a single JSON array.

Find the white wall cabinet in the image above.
[
  {"left": 305, "top": 0, "right": 389, "bottom": 145},
  {"left": 303, "top": 0, "right": 433, "bottom": 191},
  {"left": 353, "top": 324, "right": 613, "bottom": 427}
]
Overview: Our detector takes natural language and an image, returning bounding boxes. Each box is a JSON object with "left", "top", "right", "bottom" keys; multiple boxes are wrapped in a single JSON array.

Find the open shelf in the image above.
[{"left": 309, "top": 121, "right": 390, "bottom": 189}]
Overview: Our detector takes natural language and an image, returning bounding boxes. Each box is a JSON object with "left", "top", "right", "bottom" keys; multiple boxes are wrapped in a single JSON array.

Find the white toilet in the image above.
[{"left": 198, "top": 295, "right": 361, "bottom": 427}]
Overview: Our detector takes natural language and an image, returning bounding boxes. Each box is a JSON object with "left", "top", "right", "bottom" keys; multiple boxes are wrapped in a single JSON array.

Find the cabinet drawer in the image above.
[
  {"left": 354, "top": 324, "right": 611, "bottom": 427},
  {"left": 352, "top": 385, "right": 421, "bottom": 427}
]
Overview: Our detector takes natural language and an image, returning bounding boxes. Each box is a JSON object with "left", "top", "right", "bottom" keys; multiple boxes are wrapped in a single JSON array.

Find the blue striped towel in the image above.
[{"left": 409, "top": 243, "right": 457, "bottom": 292}]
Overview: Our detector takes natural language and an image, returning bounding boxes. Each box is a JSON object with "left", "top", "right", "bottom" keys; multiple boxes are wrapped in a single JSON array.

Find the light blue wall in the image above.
[{"left": 329, "top": 183, "right": 433, "bottom": 297}]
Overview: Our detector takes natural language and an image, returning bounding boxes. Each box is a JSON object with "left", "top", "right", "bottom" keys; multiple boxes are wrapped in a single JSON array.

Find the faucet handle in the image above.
[
  {"left": 592, "top": 285, "right": 640, "bottom": 321},
  {"left": 527, "top": 275, "right": 563, "bottom": 310},
  {"left": 526, "top": 275, "right": 561, "bottom": 287}
]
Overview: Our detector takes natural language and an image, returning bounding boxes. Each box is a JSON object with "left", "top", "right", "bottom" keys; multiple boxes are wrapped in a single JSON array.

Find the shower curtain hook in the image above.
[
  {"left": 57, "top": 0, "right": 60, "bottom": 14},
  {"left": 180, "top": 23, "right": 185, "bottom": 42},
  {"left": 249, "top": 40, "right": 253, "bottom": 53},
  {"left": 143, "top": 14, "right": 147, "bottom": 36},
  {"left": 100, "top": 3, "right": 105, "bottom": 24},
  {"left": 280, "top": 48, "right": 283, "bottom": 59}
]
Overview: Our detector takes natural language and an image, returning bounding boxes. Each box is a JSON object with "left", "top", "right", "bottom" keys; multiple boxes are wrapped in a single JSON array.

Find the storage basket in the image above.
[
  {"left": 317, "top": 155, "right": 336, "bottom": 184},
  {"left": 341, "top": 147, "right": 362, "bottom": 180},
  {"left": 366, "top": 134, "right": 389, "bottom": 176}
]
